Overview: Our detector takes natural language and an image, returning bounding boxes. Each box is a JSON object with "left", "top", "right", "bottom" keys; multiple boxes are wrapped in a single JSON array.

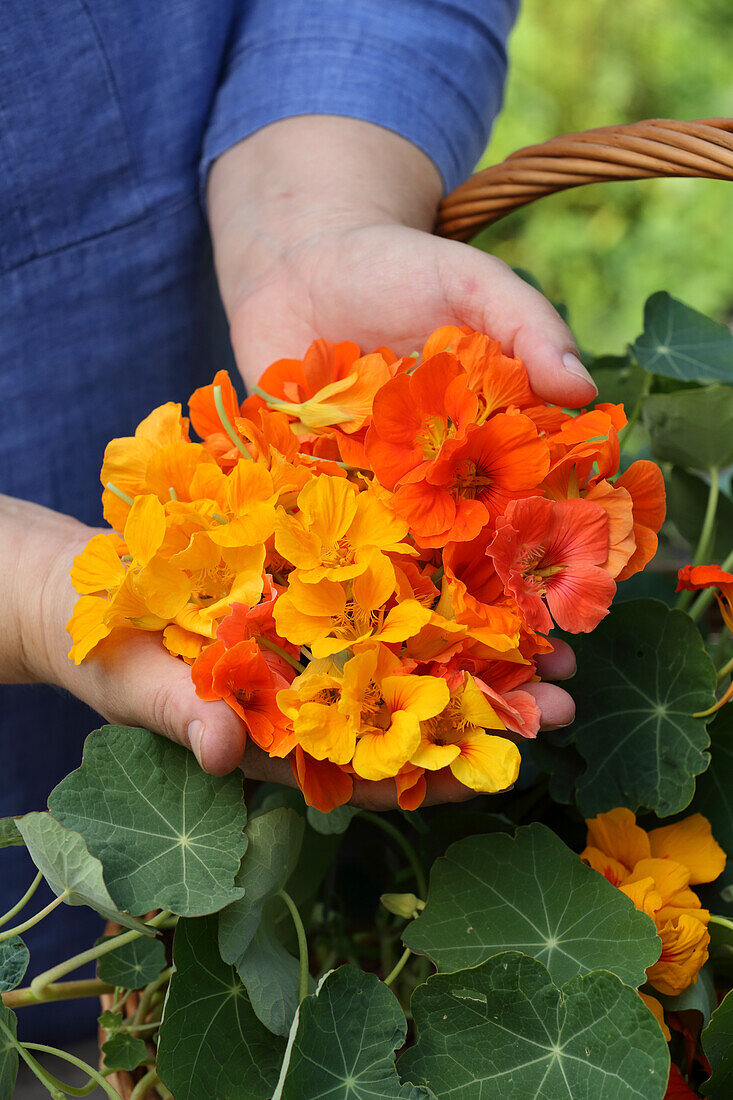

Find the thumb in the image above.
[
  {"left": 436, "top": 242, "right": 598, "bottom": 408},
  {"left": 90, "top": 632, "right": 247, "bottom": 776}
]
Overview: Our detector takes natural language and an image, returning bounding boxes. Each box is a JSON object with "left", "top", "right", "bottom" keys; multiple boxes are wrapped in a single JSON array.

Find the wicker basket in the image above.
[{"left": 100, "top": 115, "right": 733, "bottom": 1099}]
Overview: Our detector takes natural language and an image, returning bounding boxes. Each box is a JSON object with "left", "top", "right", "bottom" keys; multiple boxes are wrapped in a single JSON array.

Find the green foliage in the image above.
[
  {"left": 702, "top": 989, "right": 733, "bottom": 1096},
  {"left": 101, "top": 1032, "right": 148, "bottom": 1073},
  {"left": 47, "top": 726, "right": 248, "bottom": 916},
  {"left": 403, "top": 825, "right": 660, "bottom": 987},
  {"left": 658, "top": 961, "right": 717, "bottom": 1028},
  {"left": 218, "top": 807, "right": 305, "bottom": 1035},
  {"left": 306, "top": 804, "right": 359, "bottom": 835},
  {"left": 274, "top": 967, "right": 430, "bottom": 1100},
  {"left": 667, "top": 468, "right": 733, "bottom": 560},
  {"left": 0, "top": 1005, "right": 18, "bottom": 1100},
  {"left": 0, "top": 938, "right": 28, "bottom": 993},
  {"left": 644, "top": 385, "right": 733, "bottom": 469},
  {"left": 157, "top": 916, "right": 284, "bottom": 1100},
  {"left": 693, "top": 707, "right": 733, "bottom": 857},
  {"left": 400, "top": 953, "right": 670, "bottom": 1099},
  {"left": 0, "top": 819, "right": 23, "bottom": 849},
  {"left": 631, "top": 292, "right": 733, "bottom": 382},
  {"left": 564, "top": 600, "right": 716, "bottom": 816},
  {"left": 479, "top": 0, "right": 733, "bottom": 351},
  {"left": 95, "top": 933, "right": 166, "bottom": 989},
  {"left": 15, "top": 813, "right": 148, "bottom": 932}
]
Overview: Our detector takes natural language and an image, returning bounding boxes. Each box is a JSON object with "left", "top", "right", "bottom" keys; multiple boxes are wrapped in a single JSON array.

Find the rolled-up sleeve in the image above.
[{"left": 200, "top": 0, "right": 519, "bottom": 197}]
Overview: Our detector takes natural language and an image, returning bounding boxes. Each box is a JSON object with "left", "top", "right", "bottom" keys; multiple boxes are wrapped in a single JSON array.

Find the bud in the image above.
[{"left": 380, "top": 892, "right": 425, "bottom": 919}]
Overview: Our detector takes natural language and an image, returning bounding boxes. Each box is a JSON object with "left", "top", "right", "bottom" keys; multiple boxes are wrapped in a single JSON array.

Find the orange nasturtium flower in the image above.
[
  {"left": 582, "top": 808, "right": 725, "bottom": 998},
  {"left": 677, "top": 564, "right": 733, "bottom": 716}
]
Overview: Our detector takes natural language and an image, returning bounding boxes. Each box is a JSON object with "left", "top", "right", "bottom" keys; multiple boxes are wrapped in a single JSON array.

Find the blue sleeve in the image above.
[{"left": 200, "top": 0, "right": 519, "bottom": 198}]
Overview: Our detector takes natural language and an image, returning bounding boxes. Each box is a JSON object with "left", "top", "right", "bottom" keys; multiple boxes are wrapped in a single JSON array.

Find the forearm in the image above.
[
  {"left": 206, "top": 116, "right": 443, "bottom": 318},
  {"left": 0, "top": 495, "right": 89, "bottom": 684}
]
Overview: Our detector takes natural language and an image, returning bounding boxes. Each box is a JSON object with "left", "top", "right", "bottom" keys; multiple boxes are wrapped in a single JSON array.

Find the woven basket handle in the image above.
[{"left": 436, "top": 117, "right": 733, "bottom": 241}]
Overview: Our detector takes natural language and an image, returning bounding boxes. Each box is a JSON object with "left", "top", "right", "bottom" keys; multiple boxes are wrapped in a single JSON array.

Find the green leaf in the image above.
[
  {"left": 530, "top": 728, "right": 586, "bottom": 805},
  {"left": 0, "top": 818, "right": 23, "bottom": 849},
  {"left": 632, "top": 291, "right": 733, "bottom": 383},
  {"left": 0, "top": 938, "right": 28, "bottom": 993},
  {"left": 403, "top": 824, "right": 660, "bottom": 988},
  {"left": 47, "top": 725, "right": 248, "bottom": 916},
  {"left": 15, "top": 813, "right": 148, "bottom": 932},
  {"left": 643, "top": 385, "right": 733, "bottom": 469},
  {"left": 666, "top": 467, "right": 733, "bottom": 561},
  {"left": 98, "top": 1010, "right": 124, "bottom": 1032},
  {"left": 658, "top": 960, "right": 717, "bottom": 1027},
  {"left": 274, "top": 967, "right": 431, "bottom": 1100},
  {"left": 400, "top": 953, "right": 670, "bottom": 1100},
  {"left": 306, "top": 804, "right": 359, "bottom": 835},
  {"left": 218, "top": 808, "right": 305, "bottom": 1036},
  {"left": 693, "top": 706, "right": 733, "bottom": 857},
  {"left": 96, "top": 933, "right": 166, "bottom": 989},
  {"left": 157, "top": 916, "right": 284, "bottom": 1100},
  {"left": 0, "top": 1004, "right": 18, "bottom": 1100},
  {"left": 102, "top": 1031, "right": 149, "bottom": 1073},
  {"left": 702, "top": 989, "right": 733, "bottom": 1096},
  {"left": 570, "top": 599, "right": 716, "bottom": 817}
]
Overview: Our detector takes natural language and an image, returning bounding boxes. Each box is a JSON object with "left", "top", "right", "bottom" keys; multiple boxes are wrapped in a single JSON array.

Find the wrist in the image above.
[{"left": 207, "top": 116, "right": 442, "bottom": 317}]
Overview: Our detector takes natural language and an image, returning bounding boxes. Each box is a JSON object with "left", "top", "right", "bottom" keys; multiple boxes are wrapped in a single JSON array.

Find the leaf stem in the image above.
[
  {"left": 21, "top": 1042, "right": 124, "bottom": 1099},
  {"left": 133, "top": 965, "right": 174, "bottom": 1027},
  {"left": 384, "top": 947, "right": 412, "bottom": 987},
  {"left": 130, "top": 1069, "right": 160, "bottom": 1100},
  {"left": 710, "top": 913, "right": 733, "bottom": 934},
  {"left": 678, "top": 467, "right": 720, "bottom": 611},
  {"left": 689, "top": 545, "right": 733, "bottom": 622},
  {"left": 30, "top": 911, "right": 171, "bottom": 1001},
  {"left": 361, "top": 812, "right": 428, "bottom": 900},
  {"left": 213, "top": 385, "right": 250, "bottom": 459},
  {"left": 277, "top": 889, "right": 309, "bottom": 1004},
  {"left": 0, "top": 889, "right": 69, "bottom": 944},
  {"left": 0, "top": 870, "right": 43, "bottom": 928},
  {"left": 717, "top": 654, "right": 733, "bottom": 683},
  {"left": 3, "top": 978, "right": 115, "bottom": 1009},
  {"left": 619, "top": 369, "right": 652, "bottom": 451}
]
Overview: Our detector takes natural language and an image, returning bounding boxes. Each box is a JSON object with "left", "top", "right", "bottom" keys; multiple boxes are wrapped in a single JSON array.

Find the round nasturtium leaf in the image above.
[
  {"left": 403, "top": 824, "right": 660, "bottom": 989},
  {"left": 47, "top": 726, "right": 248, "bottom": 916},
  {"left": 693, "top": 706, "right": 733, "bottom": 858},
  {"left": 643, "top": 385, "right": 733, "bottom": 470},
  {"left": 0, "top": 1003, "right": 19, "bottom": 1098},
  {"left": 701, "top": 989, "right": 733, "bottom": 1096},
  {"left": 275, "top": 967, "right": 431, "bottom": 1100},
  {"left": 157, "top": 916, "right": 284, "bottom": 1100},
  {"left": 96, "top": 933, "right": 166, "bottom": 989},
  {"left": 0, "top": 938, "right": 29, "bottom": 994},
  {"left": 399, "top": 953, "right": 670, "bottom": 1100},
  {"left": 102, "top": 1032, "right": 149, "bottom": 1073},
  {"left": 569, "top": 599, "right": 716, "bottom": 818},
  {"left": 631, "top": 291, "right": 733, "bottom": 384}
]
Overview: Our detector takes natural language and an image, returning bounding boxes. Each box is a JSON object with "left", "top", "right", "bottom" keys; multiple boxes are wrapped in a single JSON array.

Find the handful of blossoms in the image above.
[{"left": 67, "top": 326, "right": 665, "bottom": 811}]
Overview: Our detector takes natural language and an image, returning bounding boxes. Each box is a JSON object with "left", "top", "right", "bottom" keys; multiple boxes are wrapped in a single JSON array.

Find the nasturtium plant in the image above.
[
  {"left": 404, "top": 824, "right": 660, "bottom": 987},
  {"left": 4, "top": 286, "right": 733, "bottom": 1098},
  {"left": 631, "top": 291, "right": 733, "bottom": 383},
  {"left": 47, "top": 725, "right": 248, "bottom": 916},
  {"left": 562, "top": 599, "right": 716, "bottom": 817},
  {"left": 400, "top": 953, "right": 670, "bottom": 1100}
]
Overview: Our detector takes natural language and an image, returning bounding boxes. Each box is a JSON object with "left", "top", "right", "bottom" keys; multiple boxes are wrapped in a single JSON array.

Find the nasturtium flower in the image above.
[
  {"left": 582, "top": 809, "right": 725, "bottom": 998},
  {"left": 489, "top": 496, "right": 616, "bottom": 634},
  {"left": 411, "top": 672, "right": 520, "bottom": 792},
  {"left": 291, "top": 745, "right": 354, "bottom": 813},
  {"left": 274, "top": 474, "right": 413, "bottom": 584},
  {"left": 277, "top": 658, "right": 356, "bottom": 765}
]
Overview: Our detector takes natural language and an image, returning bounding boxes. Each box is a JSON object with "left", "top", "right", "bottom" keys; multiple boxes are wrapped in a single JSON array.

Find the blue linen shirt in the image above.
[{"left": 0, "top": 0, "right": 517, "bottom": 1039}]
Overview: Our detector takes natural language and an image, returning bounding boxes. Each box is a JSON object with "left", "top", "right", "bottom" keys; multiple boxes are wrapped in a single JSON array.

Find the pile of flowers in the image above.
[
  {"left": 67, "top": 327, "right": 665, "bottom": 811},
  {"left": 582, "top": 809, "right": 726, "bottom": 1036}
]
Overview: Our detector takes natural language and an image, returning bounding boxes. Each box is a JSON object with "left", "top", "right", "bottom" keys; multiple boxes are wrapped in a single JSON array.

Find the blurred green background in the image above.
[{"left": 475, "top": 0, "right": 733, "bottom": 353}]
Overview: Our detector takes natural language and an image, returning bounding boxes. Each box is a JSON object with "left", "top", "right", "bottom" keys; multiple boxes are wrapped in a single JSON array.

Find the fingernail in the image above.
[
  {"left": 188, "top": 720, "right": 206, "bottom": 769},
  {"left": 562, "top": 352, "right": 597, "bottom": 393}
]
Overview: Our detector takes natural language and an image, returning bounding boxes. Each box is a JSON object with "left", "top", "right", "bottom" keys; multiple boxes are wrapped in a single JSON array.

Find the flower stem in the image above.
[
  {"left": 259, "top": 635, "right": 306, "bottom": 673},
  {"left": 30, "top": 911, "right": 171, "bottom": 1000},
  {"left": 361, "top": 812, "right": 428, "bottom": 900},
  {"left": 384, "top": 947, "right": 412, "bottom": 987},
  {"left": 678, "top": 467, "right": 720, "bottom": 611},
  {"left": 718, "top": 654, "right": 733, "bottom": 683},
  {"left": 105, "top": 481, "right": 135, "bottom": 507},
  {"left": 0, "top": 889, "right": 69, "bottom": 944},
  {"left": 277, "top": 889, "right": 309, "bottom": 1004},
  {"left": 710, "top": 913, "right": 733, "bottom": 934},
  {"left": 214, "top": 385, "right": 250, "bottom": 459},
  {"left": 0, "top": 870, "right": 43, "bottom": 928}
]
